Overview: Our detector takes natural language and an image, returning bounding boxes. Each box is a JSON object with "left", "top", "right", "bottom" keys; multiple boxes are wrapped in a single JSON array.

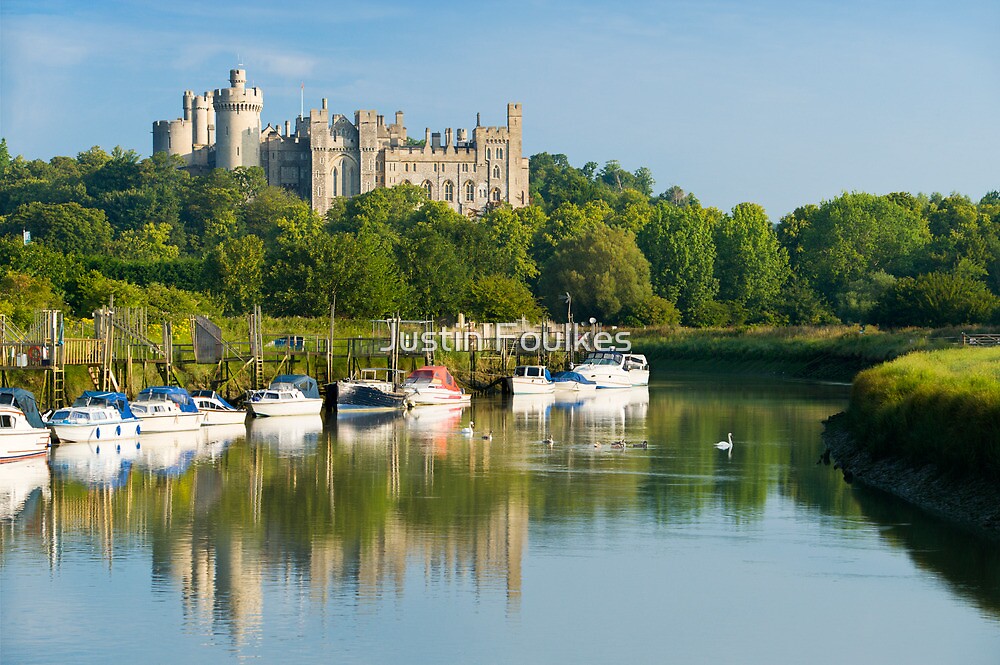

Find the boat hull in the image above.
[
  {"left": 0, "top": 431, "right": 50, "bottom": 463},
  {"left": 404, "top": 389, "right": 471, "bottom": 407},
  {"left": 200, "top": 409, "right": 248, "bottom": 426},
  {"left": 248, "top": 398, "right": 324, "bottom": 417},
  {"left": 511, "top": 377, "right": 555, "bottom": 395},
  {"left": 49, "top": 420, "right": 143, "bottom": 444},
  {"left": 553, "top": 380, "right": 598, "bottom": 393},
  {"left": 337, "top": 385, "right": 407, "bottom": 413},
  {"left": 136, "top": 412, "right": 205, "bottom": 433}
]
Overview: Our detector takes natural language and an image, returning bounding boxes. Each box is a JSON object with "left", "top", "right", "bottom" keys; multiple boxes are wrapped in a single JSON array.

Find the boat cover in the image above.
[
  {"left": 0, "top": 387, "right": 46, "bottom": 428},
  {"left": 550, "top": 371, "right": 597, "bottom": 385},
  {"left": 271, "top": 374, "right": 321, "bottom": 399},
  {"left": 138, "top": 386, "right": 200, "bottom": 413},
  {"left": 190, "top": 390, "right": 237, "bottom": 410},
  {"left": 72, "top": 391, "right": 137, "bottom": 419}
]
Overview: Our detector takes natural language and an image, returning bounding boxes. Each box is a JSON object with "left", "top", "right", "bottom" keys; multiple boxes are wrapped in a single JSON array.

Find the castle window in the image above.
[
  {"left": 493, "top": 165, "right": 501, "bottom": 179},
  {"left": 422, "top": 180, "right": 433, "bottom": 198},
  {"left": 497, "top": 148, "right": 504, "bottom": 159},
  {"left": 434, "top": 163, "right": 438, "bottom": 172},
  {"left": 444, "top": 181, "right": 454, "bottom": 202},
  {"left": 237, "top": 147, "right": 240, "bottom": 156},
  {"left": 462, "top": 164, "right": 468, "bottom": 172},
  {"left": 491, "top": 188, "right": 501, "bottom": 202},
  {"left": 465, "top": 181, "right": 475, "bottom": 202},
  {"left": 486, "top": 148, "right": 491, "bottom": 160},
  {"left": 405, "top": 163, "right": 409, "bottom": 172},
  {"left": 332, "top": 167, "right": 339, "bottom": 196}
]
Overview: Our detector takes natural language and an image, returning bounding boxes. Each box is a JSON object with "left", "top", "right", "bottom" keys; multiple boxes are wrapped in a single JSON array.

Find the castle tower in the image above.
[
  {"left": 506, "top": 103, "right": 528, "bottom": 206},
  {"left": 213, "top": 69, "right": 263, "bottom": 170}
]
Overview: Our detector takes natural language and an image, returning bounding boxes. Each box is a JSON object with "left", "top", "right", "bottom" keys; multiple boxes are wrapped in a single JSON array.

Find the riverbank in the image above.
[
  {"left": 823, "top": 413, "right": 1000, "bottom": 541},
  {"left": 631, "top": 325, "right": 957, "bottom": 381}
]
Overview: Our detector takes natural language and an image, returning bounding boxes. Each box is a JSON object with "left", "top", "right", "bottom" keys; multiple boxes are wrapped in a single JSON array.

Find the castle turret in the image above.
[{"left": 213, "top": 68, "right": 263, "bottom": 170}]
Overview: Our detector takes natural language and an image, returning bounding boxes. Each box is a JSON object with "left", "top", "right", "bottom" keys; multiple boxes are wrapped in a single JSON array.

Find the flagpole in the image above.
[{"left": 300, "top": 82, "right": 304, "bottom": 119}]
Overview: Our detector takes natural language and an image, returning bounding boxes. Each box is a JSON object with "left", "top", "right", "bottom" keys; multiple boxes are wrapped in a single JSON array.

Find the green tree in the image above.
[
  {"left": 112, "top": 222, "right": 181, "bottom": 261},
  {"left": 538, "top": 224, "right": 654, "bottom": 323},
  {"left": 211, "top": 234, "right": 266, "bottom": 315},
  {"left": 713, "top": 203, "right": 790, "bottom": 322},
  {"left": 873, "top": 272, "right": 999, "bottom": 327},
  {"left": 637, "top": 202, "right": 719, "bottom": 325},
  {"left": 5, "top": 202, "right": 113, "bottom": 255},
  {"left": 465, "top": 274, "right": 544, "bottom": 321},
  {"left": 0, "top": 271, "right": 66, "bottom": 327},
  {"left": 794, "top": 192, "right": 930, "bottom": 310}
]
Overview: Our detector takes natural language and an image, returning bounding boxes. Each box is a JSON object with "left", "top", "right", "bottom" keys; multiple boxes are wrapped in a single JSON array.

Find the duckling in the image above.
[{"left": 593, "top": 442, "right": 602, "bottom": 449}]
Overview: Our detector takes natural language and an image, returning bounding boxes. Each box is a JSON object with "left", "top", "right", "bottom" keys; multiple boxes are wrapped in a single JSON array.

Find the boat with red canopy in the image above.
[{"left": 401, "top": 366, "right": 471, "bottom": 406}]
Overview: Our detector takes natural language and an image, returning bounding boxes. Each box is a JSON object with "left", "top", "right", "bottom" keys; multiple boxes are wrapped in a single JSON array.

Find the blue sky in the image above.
[{"left": 1, "top": 0, "right": 997, "bottom": 218}]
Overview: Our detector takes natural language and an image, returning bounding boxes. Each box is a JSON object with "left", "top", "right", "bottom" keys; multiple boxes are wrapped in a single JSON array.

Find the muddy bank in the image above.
[{"left": 822, "top": 413, "right": 1000, "bottom": 541}]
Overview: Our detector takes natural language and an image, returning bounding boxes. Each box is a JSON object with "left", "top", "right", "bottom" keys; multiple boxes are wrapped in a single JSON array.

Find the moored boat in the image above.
[
  {"left": 191, "top": 390, "right": 248, "bottom": 425},
  {"left": 247, "top": 375, "right": 324, "bottom": 417},
  {"left": 401, "top": 366, "right": 471, "bottom": 406},
  {"left": 0, "top": 388, "right": 51, "bottom": 462},
  {"left": 336, "top": 368, "right": 408, "bottom": 413},
  {"left": 511, "top": 365, "right": 555, "bottom": 395},
  {"left": 131, "top": 386, "right": 205, "bottom": 432},
  {"left": 572, "top": 351, "right": 650, "bottom": 388},
  {"left": 45, "top": 391, "right": 142, "bottom": 444}
]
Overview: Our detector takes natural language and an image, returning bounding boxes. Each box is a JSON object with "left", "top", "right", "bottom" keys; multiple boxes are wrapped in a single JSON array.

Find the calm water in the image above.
[{"left": 2, "top": 374, "right": 998, "bottom": 664}]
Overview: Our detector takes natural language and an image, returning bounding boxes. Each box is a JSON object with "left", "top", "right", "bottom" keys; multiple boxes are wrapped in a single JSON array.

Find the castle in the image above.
[{"left": 153, "top": 69, "right": 529, "bottom": 216}]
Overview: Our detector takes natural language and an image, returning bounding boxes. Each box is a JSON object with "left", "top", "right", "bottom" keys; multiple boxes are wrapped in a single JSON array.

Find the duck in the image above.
[
  {"left": 630, "top": 440, "right": 648, "bottom": 449},
  {"left": 542, "top": 434, "right": 554, "bottom": 445},
  {"left": 460, "top": 421, "right": 475, "bottom": 435},
  {"left": 611, "top": 440, "right": 625, "bottom": 449},
  {"left": 593, "top": 442, "right": 602, "bottom": 449},
  {"left": 482, "top": 430, "right": 493, "bottom": 441}
]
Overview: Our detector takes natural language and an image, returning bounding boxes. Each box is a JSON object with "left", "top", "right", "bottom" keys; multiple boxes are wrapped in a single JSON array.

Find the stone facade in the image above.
[{"left": 154, "top": 69, "right": 529, "bottom": 215}]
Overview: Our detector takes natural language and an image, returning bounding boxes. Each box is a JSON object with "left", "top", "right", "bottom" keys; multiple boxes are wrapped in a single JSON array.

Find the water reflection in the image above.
[
  {"left": 246, "top": 414, "right": 323, "bottom": 457},
  {"left": 0, "top": 457, "right": 49, "bottom": 521},
  {"left": 1, "top": 376, "right": 999, "bottom": 663},
  {"left": 49, "top": 439, "right": 139, "bottom": 488}
]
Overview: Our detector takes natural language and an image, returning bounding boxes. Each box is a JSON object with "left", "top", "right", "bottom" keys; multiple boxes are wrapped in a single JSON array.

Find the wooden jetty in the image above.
[{"left": 1, "top": 307, "right": 571, "bottom": 409}]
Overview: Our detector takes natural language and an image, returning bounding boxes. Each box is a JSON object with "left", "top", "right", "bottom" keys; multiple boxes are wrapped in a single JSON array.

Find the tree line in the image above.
[{"left": 1, "top": 139, "right": 998, "bottom": 329}]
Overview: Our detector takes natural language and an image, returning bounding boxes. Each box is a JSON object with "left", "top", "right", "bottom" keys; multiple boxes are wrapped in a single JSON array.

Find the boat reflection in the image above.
[
  {"left": 199, "top": 423, "right": 246, "bottom": 461},
  {"left": 402, "top": 406, "right": 465, "bottom": 455},
  {"left": 135, "top": 430, "right": 201, "bottom": 476},
  {"left": 247, "top": 414, "right": 323, "bottom": 457},
  {"left": 0, "top": 457, "right": 50, "bottom": 521},
  {"left": 49, "top": 439, "right": 139, "bottom": 488},
  {"left": 335, "top": 410, "right": 402, "bottom": 446}
]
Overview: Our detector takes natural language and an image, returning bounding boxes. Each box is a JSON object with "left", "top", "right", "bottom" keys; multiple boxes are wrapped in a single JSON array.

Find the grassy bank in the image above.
[
  {"left": 631, "top": 325, "right": 956, "bottom": 380},
  {"left": 848, "top": 348, "right": 1000, "bottom": 479}
]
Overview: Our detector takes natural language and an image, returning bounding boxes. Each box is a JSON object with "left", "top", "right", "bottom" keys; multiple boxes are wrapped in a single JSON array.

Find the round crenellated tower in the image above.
[{"left": 213, "top": 68, "right": 263, "bottom": 170}]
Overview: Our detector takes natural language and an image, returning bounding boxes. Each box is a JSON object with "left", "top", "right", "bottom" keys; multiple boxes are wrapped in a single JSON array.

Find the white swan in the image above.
[
  {"left": 460, "top": 421, "right": 475, "bottom": 435},
  {"left": 715, "top": 433, "right": 733, "bottom": 451}
]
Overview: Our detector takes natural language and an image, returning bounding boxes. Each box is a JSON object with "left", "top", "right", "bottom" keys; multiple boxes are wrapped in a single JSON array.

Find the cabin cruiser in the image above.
[
  {"left": 190, "top": 390, "right": 248, "bottom": 425},
  {"left": 131, "top": 386, "right": 205, "bottom": 432},
  {"left": 247, "top": 374, "right": 324, "bottom": 417},
  {"left": 510, "top": 365, "right": 555, "bottom": 395},
  {"left": 336, "top": 368, "right": 408, "bottom": 412},
  {"left": 45, "top": 391, "right": 142, "bottom": 443},
  {"left": 571, "top": 351, "right": 650, "bottom": 388},
  {"left": 550, "top": 370, "right": 598, "bottom": 392},
  {"left": 0, "top": 388, "right": 51, "bottom": 462},
  {"left": 401, "top": 366, "right": 471, "bottom": 406}
]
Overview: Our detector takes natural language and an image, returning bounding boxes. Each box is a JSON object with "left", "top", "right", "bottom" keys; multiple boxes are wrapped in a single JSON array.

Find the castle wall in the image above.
[{"left": 154, "top": 69, "right": 528, "bottom": 215}]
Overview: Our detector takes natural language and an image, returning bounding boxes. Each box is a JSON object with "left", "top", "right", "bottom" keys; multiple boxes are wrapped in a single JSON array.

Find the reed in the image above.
[{"left": 849, "top": 348, "right": 1000, "bottom": 478}]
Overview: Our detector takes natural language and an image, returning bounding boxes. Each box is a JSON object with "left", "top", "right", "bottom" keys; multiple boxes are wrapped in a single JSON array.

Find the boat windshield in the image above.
[{"left": 581, "top": 352, "right": 623, "bottom": 366}]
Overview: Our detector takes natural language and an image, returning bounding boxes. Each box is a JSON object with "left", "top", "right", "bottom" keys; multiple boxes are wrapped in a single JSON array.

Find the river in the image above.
[{"left": 1, "top": 373, "right": 998, "bottom": 663}]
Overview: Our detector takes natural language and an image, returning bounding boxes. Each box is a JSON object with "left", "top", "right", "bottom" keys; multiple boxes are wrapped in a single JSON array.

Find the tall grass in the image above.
[
  {"left": 630, "top": 326, "right": 954, "bottom": 379},
  {"left": 849, "top": 348, "right": 1000, "bottom": 478}
]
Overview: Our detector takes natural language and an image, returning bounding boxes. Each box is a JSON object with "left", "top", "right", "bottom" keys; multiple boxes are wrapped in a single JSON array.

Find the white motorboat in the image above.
[
  {"left": 401, "top": 366, "right": 471, "bottom": 406},
  {"left": 247, "top": 374, "right": 324, "bottom": 417},
  {"left": 0, "top": 388, "right": 50, "bottom": 462},
  {"left": 336, "top": 368, "right": 408, "bottom": 412},
  {"left": 45, "top": 391, "right": 142, "bottom": 443},
  {"left": 511, "top": 365, "right": 555, "bottom": 395},
  {"left": 191, "top": 390, "right": 248, "bottom": 425},
  {"left": 549, "top": 370, "right": 598, "bottom": 393},
  {"left": 572, "top": 351, "right": 650, "bottom": 388},
  {"left": 131, "top": 386, "right": 205, "bottom": 432}
]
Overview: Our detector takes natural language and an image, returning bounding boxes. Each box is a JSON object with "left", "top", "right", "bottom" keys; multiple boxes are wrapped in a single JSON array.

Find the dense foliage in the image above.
[{"left": 1, "top": 137, "right": 998, "bottom": 329}]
